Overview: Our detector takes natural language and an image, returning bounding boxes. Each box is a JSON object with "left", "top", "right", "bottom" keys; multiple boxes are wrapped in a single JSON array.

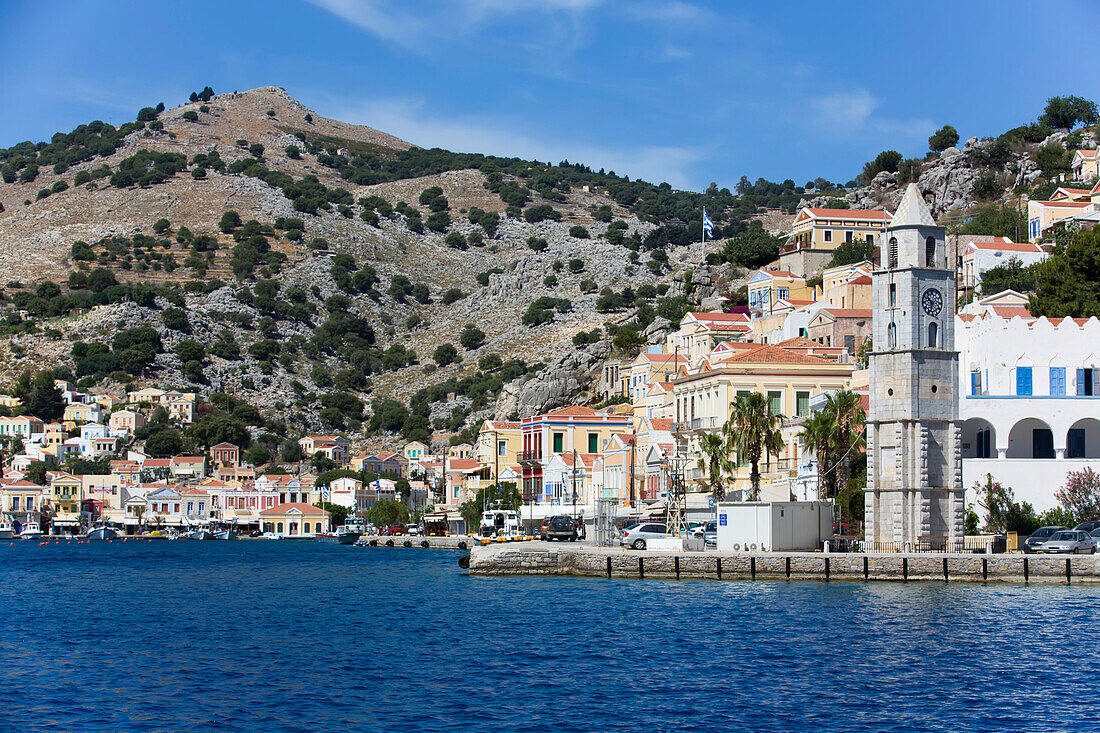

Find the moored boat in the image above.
[
  {"left": 182, "top": 528, "right": 214, "bottom": 540},
  {"left": 0, "top": 521, "right": 15, "bottom": 539},
  {"left": 19, "top": 522, "right": 43, "bottom": 539},
  {"left": 86, "top": 525, "right": 119, "bottom": 541},
  {"left": 212, "top": 528, "right": 237, "bottom": 540}
]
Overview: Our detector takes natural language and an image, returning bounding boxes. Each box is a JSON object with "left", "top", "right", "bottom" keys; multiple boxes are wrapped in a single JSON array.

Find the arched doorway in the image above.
[
  {"left": 1007, "top": 418, "right": 1055, "bottom": 459},
  {"left": 1066, "top": 418, "right": 1100, "bottom": 459},
  {"left": 961, "top": 418, "right": 996, "bottom": 459}
]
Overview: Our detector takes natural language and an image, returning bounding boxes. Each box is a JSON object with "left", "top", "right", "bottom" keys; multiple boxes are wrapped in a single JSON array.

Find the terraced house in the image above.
[{"left": 781, "top": 207, "right": 891, "bottom": 275}]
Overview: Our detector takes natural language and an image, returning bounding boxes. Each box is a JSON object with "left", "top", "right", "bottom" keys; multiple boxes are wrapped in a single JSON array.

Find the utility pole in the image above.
[
  {"left": 571, "top": 447, "right": 577, "bottom": 519},
  {"left": 629, "top": 436, "right": 636, "bottom": 518}
]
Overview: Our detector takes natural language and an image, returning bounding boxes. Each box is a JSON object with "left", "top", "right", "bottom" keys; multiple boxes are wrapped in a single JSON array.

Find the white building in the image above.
[
  {"left": 961, "top": 238, "right": 1048, "bottom": 292},
  {"left": 957, "top": 312, "right": 1100, "bottom": 517}
]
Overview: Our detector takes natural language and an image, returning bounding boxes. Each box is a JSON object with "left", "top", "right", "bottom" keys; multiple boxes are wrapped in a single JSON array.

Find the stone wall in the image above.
[{"left": 468, "top": 546, "right": 1100, "bottom": 584}]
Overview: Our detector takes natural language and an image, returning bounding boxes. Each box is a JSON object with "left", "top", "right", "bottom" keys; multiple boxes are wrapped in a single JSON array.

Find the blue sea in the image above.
[{"left": 1, "top": 540, "right": 1096, "bottom": 732}]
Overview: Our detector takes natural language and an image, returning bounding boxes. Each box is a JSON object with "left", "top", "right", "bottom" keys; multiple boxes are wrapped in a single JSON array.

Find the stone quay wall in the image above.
[{"left": 468, "top": 546, "right": 1100, "bottom": 584}]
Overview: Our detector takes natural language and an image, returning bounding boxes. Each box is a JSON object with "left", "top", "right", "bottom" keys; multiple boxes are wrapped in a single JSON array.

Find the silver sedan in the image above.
[{"left": 1039, "top": 530, "right": 1097, "bottom": 554}]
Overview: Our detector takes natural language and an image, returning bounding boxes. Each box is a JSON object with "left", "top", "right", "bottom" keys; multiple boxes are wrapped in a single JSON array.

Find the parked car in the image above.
[
  {"left": 406, "top": 524, "right": 421, "bottom": 536},
  {"left": 1074, "top": 520, "right": 1100, "bottom": 533},
  {"left": 540, "top": 515, "right": 578, "bottom": 542},
  {"left": 1023, "top": 526, "right": 1068, "bottom": 553},
  {"left": 1038, "top": 530, "right": 1096, "bottom": 555},
  {"left": 702, "top": 520, "right": 717, "bottom": 548},
  {"left": 620, "top": 522, "right": 667, "bottom": 550},
  {"left": 385, "top": 524, "right": 406, "bottom": 536}
]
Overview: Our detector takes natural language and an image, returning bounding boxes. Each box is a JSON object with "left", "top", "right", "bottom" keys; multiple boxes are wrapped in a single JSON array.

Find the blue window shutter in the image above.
[
  {"left": 1078, "top": 368, "right": 1086, "bottom": 395},
  {"left": 1050, "top": 367, "right": 1065, "bottom": 396},
  {"left": 971, "top": 372, "right": 980, "bottom": 395},
  {"left": 1016, "top": 367, "right": 1032, "bottom": 396}
]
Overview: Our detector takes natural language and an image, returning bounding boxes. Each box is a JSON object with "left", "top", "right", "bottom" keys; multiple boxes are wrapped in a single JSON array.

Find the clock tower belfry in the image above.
[{"left": 865, "top": 184, "right": 964, "bottom": 549}]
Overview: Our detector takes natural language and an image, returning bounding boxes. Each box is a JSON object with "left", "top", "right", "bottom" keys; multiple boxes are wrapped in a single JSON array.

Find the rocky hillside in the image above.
[
  {"left": 0, "top": 86, "right": 724, "bottom": 448},
  {"left": 804, "top": 129, "right": 1097, "bottom": 218}
]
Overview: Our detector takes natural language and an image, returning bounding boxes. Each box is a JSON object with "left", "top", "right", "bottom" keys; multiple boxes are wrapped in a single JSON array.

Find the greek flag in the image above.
[
  {"left": 702, "top": 208, "right": 714, "bottom": 239},
  {"left": 321, "top": 485, "right": 330, "bottom": 500}
]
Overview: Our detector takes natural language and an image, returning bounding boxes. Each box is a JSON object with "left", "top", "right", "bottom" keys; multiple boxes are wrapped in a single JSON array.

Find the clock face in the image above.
[{"left": 922, "top": 288, "right": 943, "bottom": 317}]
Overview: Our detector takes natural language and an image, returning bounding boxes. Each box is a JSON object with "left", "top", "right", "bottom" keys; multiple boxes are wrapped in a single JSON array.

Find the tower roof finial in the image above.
[{"left": 890, "top": 183, "right": 936, "bottom": 228}]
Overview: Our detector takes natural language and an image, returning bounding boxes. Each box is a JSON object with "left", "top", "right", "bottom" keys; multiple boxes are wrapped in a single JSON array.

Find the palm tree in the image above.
[
  {"left": 822, "top": 390, "right": 866, "bottom": 500},
  {"left": 133, "top": 505, "right": 146, "bottom": 533},
  {"left": 696, "top": 432, "right": 730, "bottom": 505},
  {"left": 800, "top": 411, "right": 835, "bottom": 500},
  {"left": 724, "top": 392, "right": 785, "bottom": 501}
]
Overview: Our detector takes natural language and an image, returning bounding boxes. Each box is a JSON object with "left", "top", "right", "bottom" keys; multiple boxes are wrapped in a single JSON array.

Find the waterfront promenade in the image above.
[{"left": 468, "top": 542, "right": 1100, "bottom": 584}]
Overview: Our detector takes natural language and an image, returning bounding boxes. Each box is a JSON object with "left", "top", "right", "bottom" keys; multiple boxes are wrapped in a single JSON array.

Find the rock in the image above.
[
  {"left": 644, "top": 316, "right": 671, "bottom": 344},
  {"left": 940, "top": 147, "right": 961, "bottom": 158}
]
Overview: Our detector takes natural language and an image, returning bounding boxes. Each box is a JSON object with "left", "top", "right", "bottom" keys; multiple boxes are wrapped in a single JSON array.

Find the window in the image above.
[
  {"left": 927, "top": 321, "right": 938, "bottom": 348},
  {"left": 925, "top": 236, "right": 936, "bottom": 267},
  {"left": 971, "top": 372, "right": 982, "bottom": 396},
  {"left": 1067, "top": 428, "right": 1086, "bottom": 459},
  {"left": 277, "top": 522, "right": 284, "bottom": 533},
  {"left": 796, "top": 391, "right": 810, "bottom": 417},
  {"left": 10, "top": 497, "right": 18, "bottom": 511},
  {"left": 888, "top": 283, "right": 896, "bottom": 307},
  {"left": 1077, "top": 368, "right": 1097, "bottom": 396},
  {"left": 865, "top": 233, "right": 874, "bottom": 244},
  {"left": 588, "top": 433, "right": 598, "bottom": 453},
  {"left": 1050, "top": 367, "right": 1066, "bottom": 396},
  {"left": 845, "top": 231, "right": 854, "bottom": 243},
  {"left": 844, "top": 335, "right": 856, "bottom": 354},
  {"left": 798, "top": 327, "right": 807, "bottom": 337},
  {"left": 976, "top": 429, "right": 992, "bottom": 459},
  {"left": 552, "top": 432, "right": 564, "bottom": 453},
  {"left": 888, "top": 237, "right": 898, "bottom": 268},
  {"left": 1033, "top": 428, "right": 1055, "bottom": 459},
  {"left": 497, "top": 440, "right": 506, "bottom": 457},
  {"left": 767, "top": 391, "right": 782, "bottom": 415},
  {"left": 824, "top": 230, "right": 832, "bottom": 243},
  {"left": 777, "top": 287, "right": 789, "bottom": 300},
  {"left": 887, "top": 323, "right": 897, "bottom": 349},
  {"left": 1016, "top": 367, "right": 1033, "bottom": 396}
]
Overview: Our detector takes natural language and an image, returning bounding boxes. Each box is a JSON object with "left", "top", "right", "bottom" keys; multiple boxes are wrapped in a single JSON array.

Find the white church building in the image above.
[{"left": 957, "top": 312, "right": 1100, "bottom": 516}]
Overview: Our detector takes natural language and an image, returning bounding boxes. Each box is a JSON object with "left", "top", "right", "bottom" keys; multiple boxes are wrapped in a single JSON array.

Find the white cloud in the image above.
[
  {"left": 329, "top": 95, "right": 702, "bottom": 188},
  {"left": 809, "top": 89, "right": 934, "bottom": 141},
  {"left": 305, "top": 0, "right": 603, "bottom": 49},
  {"left": 811, "top": 90, "right": 878, "bottom": 131}
]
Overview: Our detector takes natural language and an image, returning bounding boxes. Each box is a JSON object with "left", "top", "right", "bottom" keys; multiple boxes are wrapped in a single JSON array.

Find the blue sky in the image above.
[{"left": 2, "top": 0, "right": 1097, "bottom": 191}]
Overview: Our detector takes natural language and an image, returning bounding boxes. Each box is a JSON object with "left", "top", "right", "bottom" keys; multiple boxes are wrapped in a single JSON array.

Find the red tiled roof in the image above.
[
  {"left": 777, "top": 336, "right": 819, "bottom": 348},
  {"left": 689, "top": 311, "right": 749, "bottom": 322},
  {"left": 546, "top": 406, "right": 600, "bottom": 417},
  {"left": 447, "top": 459, "right": 481, "bottom": 470},
  {"left": 1076, "top": 149, "right": 1099, "bottom": 159},
  {"left": 753, "top": 269, "right": 800, "bottom": 278},
  {"left": 804, "top": 208, "right": 890, "bottom": 220},
  {"left": 967, "top": 240, "right": 1044, "bottom": 253},
  {"left": 1038, "top": 200, "right": 1093, "bottom": 208},
  {"left": 724, "top": 344, "right": 833, "bottom": 365},
  {"left": 640, "top": 353, "right": 686, "bottom": 364},
  {"left": 991, "top": 305, "right": 1033, "bottom": 319},
  {"left": 259, "top": 502, "right": 328, "bottom": 516},
  {"left": 847, "top": 275, "right": 873, "bottom": 285},
  {"left": 819, "top": 308, "right": 873, "bottom": 319},
  {"left": 484, "top": 421, "right": 521, "bottom": 429},
  {"left": 649, "top": 419, "right": 673, "bottom": 432}
]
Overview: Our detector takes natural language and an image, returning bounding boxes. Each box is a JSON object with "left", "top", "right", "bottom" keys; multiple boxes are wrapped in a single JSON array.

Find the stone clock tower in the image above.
[{"left": 865, "top": 184, "right": 964, "bottom": 549}]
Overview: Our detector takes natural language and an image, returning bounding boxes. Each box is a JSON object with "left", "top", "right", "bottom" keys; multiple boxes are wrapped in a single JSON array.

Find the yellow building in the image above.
[
  {"left": 48, "top": 472, "right": 83, "bottom": 514},
  {"left": 746, "top": 270, "right": 816, "bottom": 316},
  {"left": 63, "top": 402, "right": 102, "bottom": 424},
  {"left": 671, "top": 344, "right": 854, "bottom": 496},
  {"left": 1071, "top": 149, "right": 1099, "bottom": 182},
  {"left": 781, "top": 207, "right": 891, "bottom": 276},
  {"left": 477, "top": 420, "right": 522, "bottom": 482},
  {"left": 1027, "top": 198, "right": 1096, "bottom": 242}
]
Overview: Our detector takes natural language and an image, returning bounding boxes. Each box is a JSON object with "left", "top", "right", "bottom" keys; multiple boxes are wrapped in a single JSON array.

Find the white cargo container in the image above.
[{"left": 715, "top": 501, "right": 833, "bottom": 552}]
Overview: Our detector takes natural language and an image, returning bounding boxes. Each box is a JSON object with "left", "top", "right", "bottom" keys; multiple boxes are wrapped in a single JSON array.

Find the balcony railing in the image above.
[
  {"left": 672, "top": 416, "right": 721, "bottom": 433},
  {"left": 516, "top": 450, "right": 542, "bottom": 463}
]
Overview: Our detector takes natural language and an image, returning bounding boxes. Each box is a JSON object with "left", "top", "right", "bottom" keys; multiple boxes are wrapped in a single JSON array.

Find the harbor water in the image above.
[{"left": 1, "top": 540, "right": 1097, "bottom": 732}]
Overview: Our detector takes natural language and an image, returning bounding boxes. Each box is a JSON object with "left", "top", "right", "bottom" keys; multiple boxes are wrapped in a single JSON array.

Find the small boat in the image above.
[
  {"left": 317, "top": 516, "right": 366, "bottom": 545},
  {"left": 20, "top": 522, "right": 43, "bottom": 540},
  {"left": 182, "top": 528, "right": 214, "bottom": 540},
  {"left": 212, "top": 528, "right": 237, "bottom": 540},
  {"left": 0, "top": 521, "right": 15, "bottom": 540},
  {"left": 86, "top": 525, "right": 119, "bottom": 541}
]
